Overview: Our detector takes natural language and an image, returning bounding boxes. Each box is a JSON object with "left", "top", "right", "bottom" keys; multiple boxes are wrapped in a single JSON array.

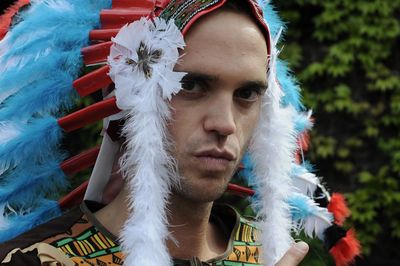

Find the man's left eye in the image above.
[{"left": 234, "top": 88, "right": 262, "bottom": 102}]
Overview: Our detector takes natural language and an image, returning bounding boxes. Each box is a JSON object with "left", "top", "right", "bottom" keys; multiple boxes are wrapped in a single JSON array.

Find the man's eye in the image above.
[
  {"left": 180, "top": 79, "right": 205, "bottom": 94},
  {"left": 234, "top": 87, "right": 262, "bottom": 102}
]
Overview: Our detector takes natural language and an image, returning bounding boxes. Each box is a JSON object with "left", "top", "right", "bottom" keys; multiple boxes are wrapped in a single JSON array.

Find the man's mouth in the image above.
[{"left": 193, "top": 149, "right": 236, "bottom": 171}]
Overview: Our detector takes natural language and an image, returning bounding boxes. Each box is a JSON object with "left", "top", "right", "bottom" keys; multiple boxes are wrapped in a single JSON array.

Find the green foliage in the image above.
[{"left": 276, "top": 0, "right": 400, "bottom": 264}]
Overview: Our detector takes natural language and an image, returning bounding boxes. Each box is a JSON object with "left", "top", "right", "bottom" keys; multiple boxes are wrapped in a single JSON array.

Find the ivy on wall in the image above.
[{"left": 275, "top": 0, "right": 400, "bottom": 265}]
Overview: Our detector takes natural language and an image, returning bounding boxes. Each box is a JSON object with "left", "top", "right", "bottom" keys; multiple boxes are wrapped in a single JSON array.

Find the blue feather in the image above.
[
  {"left": 257, "top": 0, "right": 287, "bottom": 40},
  {"left": 0, "top": 117, "right": 62, "bottom": 173},
  {"left": 288, "top": 193, "right": 333, "bottom": 238},
  {"left": 1, "top": 0, "right": 110, "bottom": 67},
  {"left": 0, "top": 159, "right": 67, "bottom": 205},
  {"left": 301, "top": 161, "right": 316, "bottom": 173},
  {"left": 293, "top": 112, "right": 313, "bottom": 133},
  {"left": 0, "top": 0, "right": 111, "bottom": 242},
  {"left": 277, "top": 60, "right": 304, "bottom": 111},
  {"left": 0, "top": 199, "right": 62, "bottom": 243},
  {"left": 289, "top": 193, "right": 321, "bottom": 221},
  {"left": 240, "top": 153, "right": 256, "bottom": 182},
  {"left": 291, "top": 164, "right": 308, "bottom": 177},
  {"left": 0, "top": 69, "right": 77, "bottom": 120}
]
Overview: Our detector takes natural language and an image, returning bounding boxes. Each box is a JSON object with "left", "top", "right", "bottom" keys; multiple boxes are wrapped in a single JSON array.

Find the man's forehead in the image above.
[{"left": 174, "top": 9, "right": 269, "bottom": 86}]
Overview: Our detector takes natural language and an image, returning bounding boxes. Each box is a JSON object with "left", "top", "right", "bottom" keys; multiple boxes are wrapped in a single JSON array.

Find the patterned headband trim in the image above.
[
  {"left": 160, "top": 0, "right": 223, "bottom": 32},
  {"left": 160, "top": 0, "right": 271, "bottom": 56}
]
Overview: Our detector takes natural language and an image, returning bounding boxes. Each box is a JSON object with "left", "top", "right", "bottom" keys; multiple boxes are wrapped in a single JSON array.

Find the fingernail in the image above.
[{"left": 294, "top": 241, "right": 309, "bottom": 253}]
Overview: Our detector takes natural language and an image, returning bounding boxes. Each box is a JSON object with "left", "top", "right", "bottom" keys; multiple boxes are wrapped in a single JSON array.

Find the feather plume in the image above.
[
  {"left": 0, "top": 0, "right": 112, "bottom": 116},
  {"left": 291, "top": 165, "right": 320, "bottom": 196},
  {"left": 276, "top": 59, "right": 303, "bottom": 111},
  {"left": 257, "top": 0, "right": 287, "bottom": 40},
  {"left": 108, "top": 18, "right": 185, "bottom": 266},
  {"left": 0, "top": 0, "right": 111, "bottom": 241},
  {"left": 0, "top": 117, "right": 61, "bottom": 174},
  {"left": 294, "top": 111, "right": 313, "bottom": 133},
  {"left": 329, "top": 229, "right": 361, "bottom": 266},
  {"left": 0, "top": 67, "right": 77, "bottom": 120},
  {"left": 239, "top": 153, "right": 256, "bottom": 183},
  {"left": 0, "top": 159, "right": 67, "bottom": 205},
  {"left": 328, "top": 193, "right": 350, "bottom": 226},
  {"left": 289, "top": 193, "right": 333, "bottom": 239},
  {"left": 248, "top": 28, "right": 297, "bottom": 265}
]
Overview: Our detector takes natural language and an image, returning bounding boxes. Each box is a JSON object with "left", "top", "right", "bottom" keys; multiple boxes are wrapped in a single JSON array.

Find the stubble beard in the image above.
[{"left": 171, "top": 164, "right": 238, "bottom": 204}]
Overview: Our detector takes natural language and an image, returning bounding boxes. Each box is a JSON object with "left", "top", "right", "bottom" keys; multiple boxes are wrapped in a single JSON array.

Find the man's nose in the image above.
[{"left": 203, "top": 95, "right": 236, "bottom": 137}]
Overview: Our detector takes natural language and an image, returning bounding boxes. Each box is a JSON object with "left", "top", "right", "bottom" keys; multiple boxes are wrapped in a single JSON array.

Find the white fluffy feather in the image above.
[
  {"left": 248, "top": 29, "right": 297, "bottom": 265},
  {"left": 292, "top": 172, "right": 319, "bottom": 196},
  {"left": 303, "top": 208, "right": 332, "bottom": 240},
  {"left": 290, "top": 194, "right": 333, "bottom": 240},
  {"left": 108, "top": 18, "right": 185, "bottom": 266}
]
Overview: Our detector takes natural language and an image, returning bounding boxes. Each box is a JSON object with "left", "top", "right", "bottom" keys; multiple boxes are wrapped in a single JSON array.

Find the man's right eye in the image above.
[{"left": 180, "top": 77, "right": 205, "bottom": 95}]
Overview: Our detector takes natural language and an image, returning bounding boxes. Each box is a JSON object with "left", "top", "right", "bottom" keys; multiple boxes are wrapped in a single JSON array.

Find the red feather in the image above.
[
  {"left": 298, "top": 131, "right": 311, "bottom": 152},
  {"left": 0, "top": 0, "right": 30, "bottom": 41},
  {"left": 328, "top": 193, "right": 350, "bottom": 226},
  {"left": 295, "top": 131, "right": 310, "bottom": 164},
  {"left": 330, "top": 229, "right": 361, "bottom": 266}
]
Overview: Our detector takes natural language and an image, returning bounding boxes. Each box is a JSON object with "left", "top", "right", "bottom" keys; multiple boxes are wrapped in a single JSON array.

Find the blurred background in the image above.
[
  {"left": 1, "top": 0, "right": 400, "bottom": 265},
  {"left": 275, "top": 1, "right": 400, "bottom": 265}
]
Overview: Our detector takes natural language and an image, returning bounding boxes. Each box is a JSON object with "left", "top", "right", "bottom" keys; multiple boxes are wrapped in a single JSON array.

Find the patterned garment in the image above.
[{"left": 0, "top": 202, "right": 263, "bottom": 266}]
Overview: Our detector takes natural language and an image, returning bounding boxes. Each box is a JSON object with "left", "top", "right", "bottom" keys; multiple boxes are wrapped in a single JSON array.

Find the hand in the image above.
[{"left": 275, "top": 241, "right": 309, "bottom": 266}]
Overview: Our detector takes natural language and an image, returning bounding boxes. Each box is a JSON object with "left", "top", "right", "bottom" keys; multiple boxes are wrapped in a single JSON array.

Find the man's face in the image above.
[{"left": 169, "top": 9, "right": 268, "bottom": 202}]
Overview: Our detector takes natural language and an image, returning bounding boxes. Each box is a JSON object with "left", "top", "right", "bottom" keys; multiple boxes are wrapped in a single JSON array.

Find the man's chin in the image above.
[{"left": 171, "top": 181, "right": 229, "bottom": 203}]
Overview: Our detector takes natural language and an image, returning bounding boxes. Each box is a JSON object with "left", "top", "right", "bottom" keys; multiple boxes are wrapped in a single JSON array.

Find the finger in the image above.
[{"left": 275, "top": 241, "right": 309, "bottom": 266}]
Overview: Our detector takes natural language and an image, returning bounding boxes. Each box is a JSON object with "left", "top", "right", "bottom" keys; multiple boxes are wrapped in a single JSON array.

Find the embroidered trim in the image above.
[{"left": 160, "top": 0, "right": 222, "bottom": 31}]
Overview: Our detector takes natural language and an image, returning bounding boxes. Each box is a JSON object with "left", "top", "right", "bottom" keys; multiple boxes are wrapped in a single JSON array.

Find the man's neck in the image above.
[
  {"left": 167, "top": 194, "right": 227, "bottom": 261},
  {"left": 94, "top": 187, "right": 227, "bottom": 261}
]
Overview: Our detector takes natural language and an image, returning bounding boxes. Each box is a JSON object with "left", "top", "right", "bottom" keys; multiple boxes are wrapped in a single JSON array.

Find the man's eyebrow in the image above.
[
  {"left": 181, "top": 72, "right": 267, "bottom": 91},
  {"left": 181, "top": 72, "right": 219, "bottom": 82},
  {"left": 239, "top": 80, "right": 268, "bottom": 92}
]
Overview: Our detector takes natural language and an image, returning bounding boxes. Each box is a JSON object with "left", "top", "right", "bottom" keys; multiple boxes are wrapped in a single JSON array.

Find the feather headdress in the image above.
[
  {"left": 0, "top": 0, "right": 360, "bottom": 265},
  {"left": 0, "top": 0, "right": 111, "bottom": 241}
]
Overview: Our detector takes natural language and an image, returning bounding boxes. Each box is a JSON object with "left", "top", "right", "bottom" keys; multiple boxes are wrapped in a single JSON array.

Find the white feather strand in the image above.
[
  {"left": 290, "top": 194, "right": 333, "bottom": 240},
  {"left": 120, "top": 88, "right": 175, "bottom": 265},
  {"left": 249, "top": 29, "right": 297, "bottom": 265},
  {"left": 303, "top": 208, "right": 332, "bottom": 240},
  {"left": 108, "top": 18, "right": 185, "bottom": 266},
  {"left": 292, "top": 172, "right": 319, "bottom": 196}
]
